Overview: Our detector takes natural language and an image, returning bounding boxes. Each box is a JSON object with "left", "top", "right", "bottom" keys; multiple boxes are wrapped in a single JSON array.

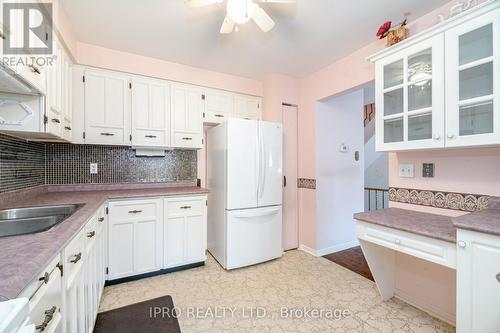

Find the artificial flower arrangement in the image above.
[{"left": 376, "top": 13, "right": 410, "bottom": 47}]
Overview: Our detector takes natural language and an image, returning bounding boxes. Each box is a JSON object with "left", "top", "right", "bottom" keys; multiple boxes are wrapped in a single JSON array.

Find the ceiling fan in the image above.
[{"left": 184, "top": 0, "right": 296, "bottom": 34}]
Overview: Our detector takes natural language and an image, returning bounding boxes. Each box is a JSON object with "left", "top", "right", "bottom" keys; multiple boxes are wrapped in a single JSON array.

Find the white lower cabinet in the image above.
[
  {"left": 108, "top": 199, "right": 163, "bottom": 280},
  {"left": 457, "top": 229, "right": 500, "bottom": 333},
  {"left": 164, "top": 196, "right": 207, "bottom": 268}
]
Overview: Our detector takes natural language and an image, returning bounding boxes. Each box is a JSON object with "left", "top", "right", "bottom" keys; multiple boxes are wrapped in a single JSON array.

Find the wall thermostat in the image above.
[{"left": 339, "top": 143, "right": 348, "bottom": 152}]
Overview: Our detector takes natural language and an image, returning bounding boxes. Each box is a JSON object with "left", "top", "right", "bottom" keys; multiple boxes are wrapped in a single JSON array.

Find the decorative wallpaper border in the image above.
[
  {"left": 297, "top": 178, "right": 316, "bottom": 190},
  {"left": 389, "top": 187, "right": 490, "bottom": 212}
]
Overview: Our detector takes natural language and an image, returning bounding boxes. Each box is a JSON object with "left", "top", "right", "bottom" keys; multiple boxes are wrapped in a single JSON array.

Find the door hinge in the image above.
[
  {"left": 105, "top": 267, "right": 109, "bottom": 274},
  {"left": 82, "top": 75, "right": 85, "bottom": 83},
  {"left": 202, "top": 138, "right": 204, "bottom": 145},
  {"left": 258, "top": 103, "right": 260, "bottom": 109},
  {"left": 201, "top": 94, "right": 205, "bottom": 100},
  {"left": 203, "top": 112, "right": 205, "bottom": 118},
  {"left": 57, "top": 263, "right": 63, "bottom": 277},
  {"left": 83, "top": 131, "right": 86, "bottom": 139},
  {"left": 206, "top": 200, "right": 208, "bottom": 206},
  {"left": 129, "top": 82, "right": 132, "bottom": 89},
  {"left": 106, "top": 207, "right": 109, "bottom": 215},
  {"left": 129, "top": 134, "right": 132, "bottom": 141},
  {"left": 43, "top": 115, "right": 48, "bottom": 124}
]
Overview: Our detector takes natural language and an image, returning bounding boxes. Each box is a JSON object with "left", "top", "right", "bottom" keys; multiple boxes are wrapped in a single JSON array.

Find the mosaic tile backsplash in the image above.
[
  {"left": 0, "top": 134, "right": 45, "bottom": 193},
  {"left": 0, "top": 133, "right": 197, "bottom": 193}
]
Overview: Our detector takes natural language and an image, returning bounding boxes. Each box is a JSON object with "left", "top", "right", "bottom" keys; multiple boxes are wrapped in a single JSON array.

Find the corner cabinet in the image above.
[{"left": 370, "top": 2, "right": 500, "bottom": 151}]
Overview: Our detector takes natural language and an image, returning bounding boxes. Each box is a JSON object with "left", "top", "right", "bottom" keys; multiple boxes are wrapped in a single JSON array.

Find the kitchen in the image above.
[{"left": 1, "top": 0, "right": 500, "bottom": 332}]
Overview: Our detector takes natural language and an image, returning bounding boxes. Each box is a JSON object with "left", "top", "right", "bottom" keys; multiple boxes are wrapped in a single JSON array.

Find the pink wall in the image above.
[
  {"left": 76, "top": 42, "right": 263, "bottom": 96},
  {"left": 262, "top": 74, "right": 300, "bottom": 122}
]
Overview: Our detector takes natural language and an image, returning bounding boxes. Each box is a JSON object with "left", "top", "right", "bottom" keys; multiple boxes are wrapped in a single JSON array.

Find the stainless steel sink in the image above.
[{"left": 0, "top": 204, "right": 84, "bottom": 238}]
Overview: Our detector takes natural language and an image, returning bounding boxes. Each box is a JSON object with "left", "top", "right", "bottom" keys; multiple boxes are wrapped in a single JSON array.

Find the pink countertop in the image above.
[{"left": 0, "top": 183, "right": 209, "bottom": 301}]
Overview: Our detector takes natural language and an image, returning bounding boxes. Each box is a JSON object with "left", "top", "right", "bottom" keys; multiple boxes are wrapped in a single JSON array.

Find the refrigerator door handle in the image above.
[
  {"left": 258, "top": 127, "right": 264, "bottom": 199},
  {"left": 230, "top": 207, "right": 281, "bottom": 219}
]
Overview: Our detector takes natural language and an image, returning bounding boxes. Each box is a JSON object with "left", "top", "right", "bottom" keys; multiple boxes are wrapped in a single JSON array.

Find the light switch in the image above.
[
  {"left": 90, "top": 163, "right": 98, "bottom": 174},
  {"left": 399, "top": 164, "right": 414, "bottom": 178}
]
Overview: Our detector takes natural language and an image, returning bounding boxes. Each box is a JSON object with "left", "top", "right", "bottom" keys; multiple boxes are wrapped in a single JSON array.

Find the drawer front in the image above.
[
  {"left": 165, "top": 196, "right": 206, "bottom": 217},
  {"left": 109, "top": 199, "right": 161, "bottom": 222},
  {"left": 204, "top": 111, "right": 228, "bottom": 125},
  {"left": 86, "top": 126, "right": 127, "bottom": 145},
  {"left": 357, "top": 221, "right": 456, "bottom": 268},
  {"left": 172, "top": 132, "right": 202, "bottom": 148},
  {"left": 134, "top": 129, "right": 167, "bottom": 147},
  {"left": 63, "top": 228, "right": 85, "bottom": 284},
  {"left": 27, "top": 265, "right": 62, "bottom": 333},
  {"left": 20, "top": 255, "right": 61, "bottom": 301}
]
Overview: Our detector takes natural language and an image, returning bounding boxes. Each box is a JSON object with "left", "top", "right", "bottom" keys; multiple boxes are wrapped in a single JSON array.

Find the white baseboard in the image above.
[
  {"left": 316, "top": 240, "right": 360, "bottom": 257},
  {"left": 298, "top": 244, "right": 318, "bottom": 256},
  {"left": 395, "top": 289, "right": 456, "bottom": 326}
]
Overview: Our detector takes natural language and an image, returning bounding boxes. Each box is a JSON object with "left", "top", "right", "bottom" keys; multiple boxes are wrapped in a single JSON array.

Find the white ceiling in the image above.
[{"left": 62, "top": 0, "right": 449, "bottom": 80}]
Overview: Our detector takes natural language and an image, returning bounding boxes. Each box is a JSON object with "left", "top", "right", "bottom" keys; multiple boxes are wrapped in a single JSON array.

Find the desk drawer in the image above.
[{"left": 356, "top": 221, "right": 456, "bottom": 269}]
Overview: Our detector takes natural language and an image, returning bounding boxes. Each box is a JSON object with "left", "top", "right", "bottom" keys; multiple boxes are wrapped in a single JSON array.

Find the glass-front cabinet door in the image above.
[
  {"left": 375, "top": 34, "right": 445, "bottom": 151},
  {"left": 445, "top": 9, "right": 500, "bottom": 147}
]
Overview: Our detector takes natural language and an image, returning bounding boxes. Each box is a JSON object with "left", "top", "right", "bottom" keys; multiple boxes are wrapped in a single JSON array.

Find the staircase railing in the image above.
[{"left": 364, "top": 187, "right": 389, "bottom": 211}]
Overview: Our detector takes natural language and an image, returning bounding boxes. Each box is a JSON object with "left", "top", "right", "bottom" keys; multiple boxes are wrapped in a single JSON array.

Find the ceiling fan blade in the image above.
[
  {"left": 220, "top": 16, "right": 235, "bottom": 34},
  {"left": 251, "top": 6, "right": 275, "bottom": 32},
  {"left": 184, "top": 0, "right": 221, "bottom": 8},
  {"left": 259, "top": 0, "right": 296, "bottom": 3}
]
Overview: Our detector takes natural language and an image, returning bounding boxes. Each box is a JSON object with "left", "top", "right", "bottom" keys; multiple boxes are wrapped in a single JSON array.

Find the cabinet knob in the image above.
[
  {"left": 447, "top": 133, "right": 455, "bottom": 139},
  {"left": 434, "top": 134, "right": 441, "bottom": 140},
  {"left": 496, "top": 273, "right": 500, "bottom": 283},
  {"left": 38, "top": 271, "right": 50, "bottom": 284},
  {"left": 98, "top": 217, "right": 105, "bottom": 222},
  {"left": 395, "top": 239, "right": 401, "bottom": 245},
  {"left": 458, "top": 240, "right": 466, "bottom": 248},
  {"left": 87, "top": 231, "right": 96, "bottom": 238}
]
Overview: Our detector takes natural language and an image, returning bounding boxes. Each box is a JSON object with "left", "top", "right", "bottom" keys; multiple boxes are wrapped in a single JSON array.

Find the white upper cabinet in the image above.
[
  {"left": 234, "top": 94, "right": 261, "bottom": 120},
  {"left": 370, "top": 2, "right": 500, "bottom": 151},
  {"left": 445, "top": 8, "right": 500, "bottom": 147},
  {"left": 83, "top": 69, "right": 131, "bottom": 145},
  {"left": 375, "top": 35, "right": 445, "bottom": 151},
  {"left": 203, "top": 88, "right": 233, "bottom": 124},
  {"left": 171, "top": 83, "right": 204, "bottom": 148},
  {"left": 131, "top": 77, "right": 170, "bottom": 147}
]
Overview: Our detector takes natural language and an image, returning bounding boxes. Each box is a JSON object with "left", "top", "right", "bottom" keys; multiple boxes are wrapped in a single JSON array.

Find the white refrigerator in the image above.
[{"left": 207, "top": 118, "right": 283, "bottom": 270}]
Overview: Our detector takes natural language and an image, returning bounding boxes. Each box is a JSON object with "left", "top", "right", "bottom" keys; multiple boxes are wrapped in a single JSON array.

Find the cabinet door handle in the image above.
[
  {"left": 434, "top": 134, "right": 441, "bottom": 140},
  {"left": 64, "top": 126, "right": 72, "bottom": 131},
  {"left": 457, "top": 241, "right": 466, "bottom": 248},
  {"left": 394, "top": 239, "right": 401, "bottom": 245},
  {"left": 38, "top": 271, "right": 50, "bottom": 284},
  {"left": 36, "top": 306, "right": 57, "bottom": 332},
  {"left": 98, "top": 217, "right": 105, "bottom": 222},
  {"left": 214, "top": 114, "right": 224, "bottom": 118},
  {"left": 496, "top": 273, "right": 500, "bottom": 283},
  {"left": 51, "top": 118, "right": 60, "bottom": 124},
  {"left": 0, "top": 31, "right": 6, "bottom": 40},
  {"left": 100, "top": 132, "right": 115, "bottom": 136},
  {"left": 145, "top": 135, "right": 157, "bottom": 138},
  {"left": 29, "top": 65, "right": 41, "bottom": 74},
  {"left": 180, "top": 205, "right": 192, "bottom": 209},
  {"left": 87, "top": 231, "right": 96, "bottom": 238},
  {"left": 70, "top": 252, "right": 82, "bottom": 264},
  {"left": 182, "top": 137, "right": 193, "bottom": 141},
  {"left": 447, "top": 133, "right": 455, "bottom": 139},
  {"left": 128, "top": 210, "right": 142, "bottom": 214}
]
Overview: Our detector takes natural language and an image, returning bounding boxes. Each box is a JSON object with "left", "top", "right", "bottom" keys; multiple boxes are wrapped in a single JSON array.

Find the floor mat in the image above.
[
  {"left": 94, "top": 295, "right": 181, "bottom": 333},
  {"left": 323, "top": 246, "right": 374, "bottom": 281}
]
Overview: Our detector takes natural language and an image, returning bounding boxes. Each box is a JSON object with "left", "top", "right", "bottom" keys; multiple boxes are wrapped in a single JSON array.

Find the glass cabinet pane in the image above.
[
  {"left": 384, "top": 60, "right": 403, "bottom": 88},
  {"left": 384, "top": 117, "right": 404, "bottom": 143},
  {"left": 459, "top": 24, "right": 493, "bottom": 65},
  {"left": 459, "top": 101, "right": 494, "bottom": 136},
  {"left": 384, "top": 88, "right": 403, "bottom": 116},
  {"left": 408, "top": 113, "right": 432, "bottom": 141},
  {"left": 459, "top": 62, "right": 493, "bottom": 100},
  {"left": 408, "top": 48, "right": 432, "bottom": 83},
  {"left": 408, "top": 81, "right": 432, "bottom": 111}
]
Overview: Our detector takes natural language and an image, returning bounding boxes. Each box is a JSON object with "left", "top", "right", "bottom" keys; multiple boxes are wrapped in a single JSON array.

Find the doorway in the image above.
[{"left": 282, "top": 104, "right": 298, "bottom": 251}]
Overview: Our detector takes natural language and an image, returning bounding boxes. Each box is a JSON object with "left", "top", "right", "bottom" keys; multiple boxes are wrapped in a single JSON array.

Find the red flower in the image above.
[{"left": 376, "top": 21, "right": 392, "bottom": 39}]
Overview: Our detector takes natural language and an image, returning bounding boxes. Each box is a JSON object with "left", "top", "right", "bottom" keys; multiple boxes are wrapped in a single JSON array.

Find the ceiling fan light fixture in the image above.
[{"left": 226, "top": 0, "right": 256, "bottom": 24}]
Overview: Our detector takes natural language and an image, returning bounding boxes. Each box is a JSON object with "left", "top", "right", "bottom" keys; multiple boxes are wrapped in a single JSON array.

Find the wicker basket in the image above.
[{"left": 386, "top": 26, "right": 409, "bottom": 47}]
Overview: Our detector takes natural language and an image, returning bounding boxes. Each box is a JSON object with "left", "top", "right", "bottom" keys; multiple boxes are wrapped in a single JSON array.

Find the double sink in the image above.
[{"left": 0, "top": 204, "right": 83, "bottom": 238}]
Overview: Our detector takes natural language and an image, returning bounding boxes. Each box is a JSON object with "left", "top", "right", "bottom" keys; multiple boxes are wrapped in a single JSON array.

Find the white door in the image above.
[
  {"left": 445, "top": 9, "right": 500, "bottom": 147},
  {"left": 131, "top": 78, "right": 170, "bottom": 147},
  {"left": 258, "top": 121, "right": 283, "bottom": 207},
  {"left": 226, "top": 118, "right": 258, "bottom": 210},
  {"left": 282, "top": 105, "right": 299, "bottom": 250},
  {"left": 171, "top": 83, "right": 204, "bottom": 148},
  {"left": 226, "top": 206, "right": 282, "bottom": 269},
  {"left": 84, "top": 69, "right": 130, "bottom": 145},
  {"left": 457, "top": 229, "right": 500, "bottom": 333}
]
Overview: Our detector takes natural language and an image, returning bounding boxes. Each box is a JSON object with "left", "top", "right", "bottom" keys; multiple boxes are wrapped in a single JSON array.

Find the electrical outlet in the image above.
[
  {"left": 399, "top": 164, "right": 414, "bottom": 178},
  {"left": 90, "top": 163, "right": 98, "bottom": 174}
]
